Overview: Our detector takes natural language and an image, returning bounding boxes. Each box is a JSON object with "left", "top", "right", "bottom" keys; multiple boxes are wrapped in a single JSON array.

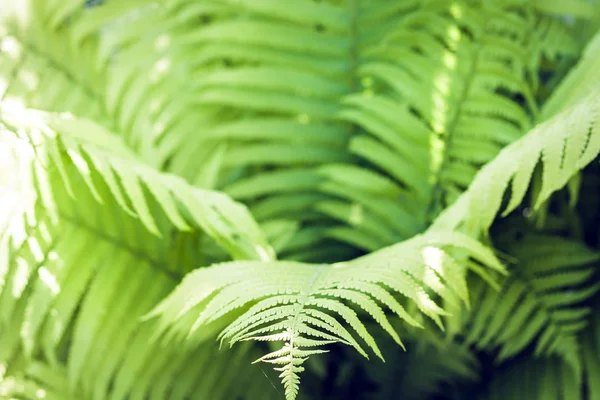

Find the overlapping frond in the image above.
[
  {"left": 0, "top": 106, "right": 274, "bottom": 399},
  {"left": 0, "top": 0, "right": 205, "bottom": 165},
  {"left": 0, "top": 105, "right": 272, "bottom": 261},
  {"left": 482, "top": 356, "right": 581, "bottom": 400},
  {"left": 456, "top": 233, "right": 599, "bottom": 373},
  {"left": 153, "top": 0, "right": 580, "bottom": 261},
  {"left": 0, "top": 1, "right": 598, "bottom": 399},
  {"left": 149, "top": 230, "right": 504, "bottom": 399},
  {"left": 433, "top": 30, "right": 600, "bottom": 236}
]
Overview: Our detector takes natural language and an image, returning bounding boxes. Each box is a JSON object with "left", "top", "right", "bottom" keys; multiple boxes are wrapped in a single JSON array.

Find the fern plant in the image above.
[{"left": 1, "top": 0, "right": 600, "bottom": 399}]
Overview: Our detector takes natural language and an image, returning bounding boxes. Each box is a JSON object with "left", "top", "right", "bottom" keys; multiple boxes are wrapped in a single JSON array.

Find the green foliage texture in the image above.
[{"left": 1, "top": 0, "right": 600, "bottom": 399}]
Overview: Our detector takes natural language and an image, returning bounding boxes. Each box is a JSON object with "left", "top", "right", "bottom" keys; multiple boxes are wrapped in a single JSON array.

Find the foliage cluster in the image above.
[{"left": 1, "top": 1, "right": 600, "bottom": 399}]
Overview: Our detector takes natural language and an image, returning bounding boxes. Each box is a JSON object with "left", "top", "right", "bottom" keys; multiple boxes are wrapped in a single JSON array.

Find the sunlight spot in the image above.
[
  {"left": 0, "top": 77, "right": 7, "bottom": 97},
  {"left": 416, "top": 289, "right": 437, "bottom": 311},
  {"left": 431, "top": 73, "right": 451, "bottom": 134},
  {"left": 28, "top": 236, "right": 44, "bottom": 262},
  {"left": 434, "top": 74, "right": 451, "bottom": 101},
  {"left": 19, "top": 70, "right": 39, "bottom": 90},
  {"left": 430, "top": 98, "right": 447, "bottom": 133},
  {"left": 349, "top": 203, "right": 364, "bottom": 226},
  {"left": 38, "top": 267, "right": 60, "bottom": 295},
  {"left": 152, "top": 121, "right": 166, "bottom": 139},
  {"left": 446, "top": 26, "right": 461, "bottom": 44},
  {"left": 155, "top": 34, "right": 170, "bottom": 51},
  {"left": 297, "top": 114, "right": 311, "bottom": 124},
  {"left": 11, "top": 1, "right": 32, "bottom": 28},
  {"left": 421, "top": 247, "right": 447, "bottom": 294},
  {"left": 422, "top": 246, "right": 444, "bottom": 272},
  {"left": 422, "top": 266, "right": 442, "bottom": 292},
  {"left": 449, "top": 3, "right": 463, "bottom": 19},
  {"left": 0, "top": 124, "right": 38, "bottom": 248},
  {"left": 0, "top": 142, "right": 14, "bottom": 182},
  {"left": 331, "top": 261, "right": 348, "bottom": 269},
  {"left": 442, "top": 52, "right": 457, "bottom": 70},
  {"left": 155, "top": 58, "right": 171, "bottom": 73},
  {"left": 2, "top": 96, "right": 26, "bottom": 110},
  {"left": 432, "top": 91, "right": 448, "bottom": 111},
  {"left": 150, "top": 97, "right": 164, "bottom": 113},
  {"left": 68, "top": 149, "right": 91, "bottom": 176},
  {"left": 255, "top": 244, "right": 274, "bottom": 262},
  {"left": 429, "top": 135, "right": 445, "bottom": 184},
  {"left": 150, "top": 58, "right": 171, "bottom": 82},
  {"left": 36, "top": 388, "right": 46, "bottom": 398},
  {"left": 36, "top": 221, "right": 52, "bottom": 244},
  {"left": 0, "top": 36, "right": 22, "bottom": 59},
  {"left": 12, "top": 257, "right": 30, "bottom": 298}
]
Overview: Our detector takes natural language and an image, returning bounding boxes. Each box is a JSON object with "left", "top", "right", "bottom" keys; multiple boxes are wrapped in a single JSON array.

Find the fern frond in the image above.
[
  {"left": 433, "top": 30, "right": 600, "bottom": 236},
  {"left": 0, "top": 105, "right": 272, "bottom": 261},
  {"left": 542, "top": 28, "right": 600, "bottom": 118},
  {"left": 148, "top": 0, "right": 579, "bottom": 260},
  {"left": 0, "top": 105, "right": 274, "bottom": 399},
  {"left": 456, "top": 234, "right": 599, "bottom": 373},
  {"left": 0, "top": 0, "right": 203, "bottom": 165},
  {"left": 148, "top": 230, "right": 504, "bottom": 399},
  {"left": 483, "top": 356, "right": 581, "bottom": 400},
  {"left": 582, "top": 296, "right": 600, "bottom": 400}
]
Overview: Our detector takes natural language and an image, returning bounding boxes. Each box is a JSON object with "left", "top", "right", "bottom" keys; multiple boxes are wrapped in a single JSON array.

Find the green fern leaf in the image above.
[
  {"left": 148, "top": 230, "right": 505, "bottom": 399},
  {"left": 136, "top": 0, "right": 580, "bottom": 259},
  {"left": 0, "top": 0, "right": 204, "bottom": 167},
  {"left": 0, "top": 105, "right": 274, "bottom": 399},
  {"left": 456, "top": 234, "right": 599, "bottom": 374},
  {"left": 434, "top": 30, "right": 600, "bottom": 236}
]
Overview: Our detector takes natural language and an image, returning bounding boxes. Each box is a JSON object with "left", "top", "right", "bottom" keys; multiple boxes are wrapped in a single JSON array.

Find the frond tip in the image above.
[
  {"left": 148, "top": 231, "right": 505, "bottom": 400},
  {"left": 434, "top": 30, "right": 600, "bottom": 236}
]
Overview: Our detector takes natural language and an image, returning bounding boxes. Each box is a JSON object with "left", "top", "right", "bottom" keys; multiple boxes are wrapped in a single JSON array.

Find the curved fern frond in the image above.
[
  {"left": 152, "top": 0, "right": 579, "bottom": 260},
  {"left": 148, "top": 230, "right": 504, "bottom": 400},
  {"left": 433, "top": 30, "right": 600, "bottom": 236},
  {"left": 0, "top": 105, "right": 272, "bottom": 261},
  {"left": 0, "top": 106, "right": 273, "bottom": 399},
  {"left": 456, "top": 233, "right": 599, "bottom": 373}
]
